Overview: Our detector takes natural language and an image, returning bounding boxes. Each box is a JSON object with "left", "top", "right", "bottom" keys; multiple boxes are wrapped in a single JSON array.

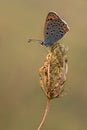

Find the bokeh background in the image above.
[{"left": 0, "top": 0, "right": 87, "bottom": 130}]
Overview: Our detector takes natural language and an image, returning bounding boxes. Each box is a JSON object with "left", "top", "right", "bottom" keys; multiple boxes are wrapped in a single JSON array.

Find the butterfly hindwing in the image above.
[{"left": 43, "top": 11, "right": 69, "bottom": 47}]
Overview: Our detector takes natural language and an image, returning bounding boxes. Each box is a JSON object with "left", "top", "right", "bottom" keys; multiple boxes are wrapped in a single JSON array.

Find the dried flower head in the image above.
[{"left": 39, "top": 42, "right": 68, "bottom": 99}]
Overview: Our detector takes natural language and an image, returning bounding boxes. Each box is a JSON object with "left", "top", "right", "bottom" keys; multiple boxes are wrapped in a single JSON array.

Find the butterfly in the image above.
[{"left": 28, "top": 11, "right": 69, "bottom": 47}]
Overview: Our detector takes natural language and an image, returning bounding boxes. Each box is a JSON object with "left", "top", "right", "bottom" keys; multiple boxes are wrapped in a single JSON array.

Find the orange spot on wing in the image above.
[{"left": 62, "top": 26, "right": 69, "bottom": 33}]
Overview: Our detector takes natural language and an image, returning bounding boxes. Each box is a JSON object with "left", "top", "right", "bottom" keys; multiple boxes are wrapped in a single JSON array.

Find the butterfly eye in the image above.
[{"left": 40, "top": 41, "right": 44, "bottom": 46}]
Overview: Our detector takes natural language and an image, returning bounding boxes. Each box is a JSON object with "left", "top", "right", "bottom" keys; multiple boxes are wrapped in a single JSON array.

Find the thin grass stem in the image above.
[{"left": 37, "top": 99, "right": 51, "bottom": 130}]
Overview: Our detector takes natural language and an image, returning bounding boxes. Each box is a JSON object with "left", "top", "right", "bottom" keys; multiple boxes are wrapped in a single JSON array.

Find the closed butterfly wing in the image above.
[{"left": 43, "top": 11, "right": 69, "bottom": 47}]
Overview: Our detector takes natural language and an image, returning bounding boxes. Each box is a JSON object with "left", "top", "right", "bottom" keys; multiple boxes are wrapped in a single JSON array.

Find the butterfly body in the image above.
[{"left": 42, "top": 11, "right": 69, "bottom": 47}]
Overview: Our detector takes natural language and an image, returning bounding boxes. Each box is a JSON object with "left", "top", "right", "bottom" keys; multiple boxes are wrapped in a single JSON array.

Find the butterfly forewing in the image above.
[{"left": 43, "top": 12, "right": 69, "bottom": 46}]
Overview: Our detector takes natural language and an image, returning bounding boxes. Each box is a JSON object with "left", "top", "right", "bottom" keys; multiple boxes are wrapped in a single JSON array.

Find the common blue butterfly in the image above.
[{"left": 28, "top": 11, "right": 69, "bottom": 47}]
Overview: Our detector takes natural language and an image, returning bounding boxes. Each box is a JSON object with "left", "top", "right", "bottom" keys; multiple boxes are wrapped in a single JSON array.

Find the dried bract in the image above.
[{"left": 39, "top": 43, "right": 68, "bottom": 99}]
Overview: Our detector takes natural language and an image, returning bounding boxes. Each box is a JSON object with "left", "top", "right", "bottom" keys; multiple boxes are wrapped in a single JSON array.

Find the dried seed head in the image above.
[{"left": 39, "top": 42, "right": 68, "bottom": 99}]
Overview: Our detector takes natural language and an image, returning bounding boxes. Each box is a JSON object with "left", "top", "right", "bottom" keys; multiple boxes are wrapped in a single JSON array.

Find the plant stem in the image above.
[{"left": 37, "top": 99, "right": 51, "bottom": 130}]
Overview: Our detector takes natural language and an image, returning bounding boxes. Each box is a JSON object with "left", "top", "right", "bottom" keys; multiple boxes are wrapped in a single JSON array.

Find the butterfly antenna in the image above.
[{"left": 28, "top": 39, "right": 43, "bottom": 44}]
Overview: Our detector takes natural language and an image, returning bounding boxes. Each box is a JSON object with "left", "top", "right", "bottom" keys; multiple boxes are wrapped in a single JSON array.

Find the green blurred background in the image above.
[{"left": 0, "top": 0, "right": 87, "bottom": 130}]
